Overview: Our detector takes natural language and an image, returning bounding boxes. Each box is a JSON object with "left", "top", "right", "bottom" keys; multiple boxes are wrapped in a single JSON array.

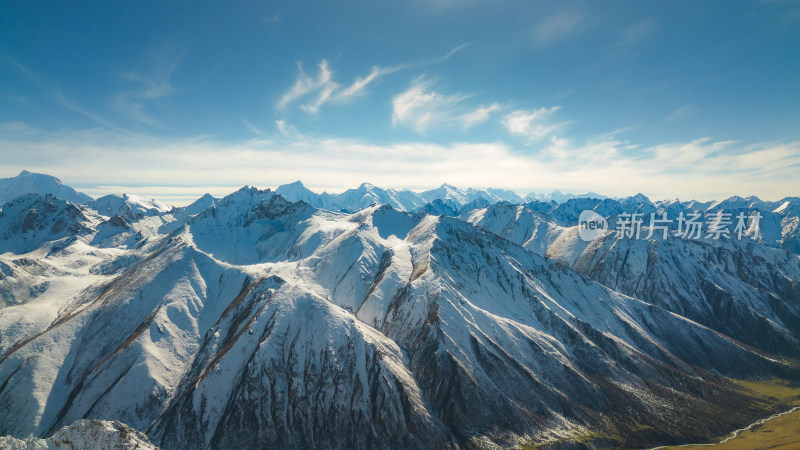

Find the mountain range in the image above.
[{"left": 0, "top": 170, "right": 798, "bottom": 449}]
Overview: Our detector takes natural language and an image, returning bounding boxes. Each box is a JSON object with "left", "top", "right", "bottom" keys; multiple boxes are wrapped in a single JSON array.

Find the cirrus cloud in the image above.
[
  {"left": 502, "top": 106, "right": 562, "bottom": 141},
  {"left": 392, "top": 78, "right": 501, "bottom": 133}
]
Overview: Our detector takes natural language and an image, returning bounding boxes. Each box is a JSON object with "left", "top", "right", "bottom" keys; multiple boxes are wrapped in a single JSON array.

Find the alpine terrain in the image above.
[{"left": 0, "top": 171, "right": 798, "bottom": 449}]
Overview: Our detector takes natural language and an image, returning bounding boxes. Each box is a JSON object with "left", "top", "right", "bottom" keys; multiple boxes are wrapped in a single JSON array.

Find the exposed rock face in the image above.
[
  {"left": 553, "top": 233, "right": 800, "bottom": 357},
  {"left": 0, "top": 194, "right": 97, "bottom": 254}
]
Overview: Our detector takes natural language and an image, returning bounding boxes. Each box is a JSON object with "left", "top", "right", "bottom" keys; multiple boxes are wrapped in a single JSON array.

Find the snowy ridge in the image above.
[
  {"left": 465, "top": 201, "right": 800, "bottom": 357},
  {"left": 87, "top": 193, "right": 172, "bottom": 218},
  {"left": 275, "top": 181, "right": 523, "bottom": 213}
]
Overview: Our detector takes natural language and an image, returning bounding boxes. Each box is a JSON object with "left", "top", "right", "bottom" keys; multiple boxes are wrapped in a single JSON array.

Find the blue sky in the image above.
[{"left": 1, "top": 0, "right": 799, "bottom": 204}]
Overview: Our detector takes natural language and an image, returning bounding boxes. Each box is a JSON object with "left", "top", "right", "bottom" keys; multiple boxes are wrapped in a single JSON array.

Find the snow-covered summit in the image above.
[
  {"left": 275, "top": 180, "right": 319, "bottom": 205},
  {"left": 0, "top": 170, "right": 93, "bottom": 206},
  {"left": 87, "top": 193, "right": 171, "bottom": 218}
]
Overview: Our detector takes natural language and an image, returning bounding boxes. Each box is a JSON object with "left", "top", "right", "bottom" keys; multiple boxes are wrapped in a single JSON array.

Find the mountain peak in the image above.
[
  {"left": 624, "top": 193, "right": 651, "bottom": 203},
  {"left": 0, "top": 170, "right": 93, "bottom": 205},
  {"left": 226, "top": 185, "right": 274, "bottom": 202}
]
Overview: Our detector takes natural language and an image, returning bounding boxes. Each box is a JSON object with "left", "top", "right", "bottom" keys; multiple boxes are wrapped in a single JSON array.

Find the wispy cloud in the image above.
[
  {"left": 419, "top": 43, "right": 471, "bottom": 65},
  {"left": 617, "top": 20, "right": 654, "bottom": 46},
  {"left": 5, "top": 58, "right": 39, "bottom": 80},
  {"left": 392, "top": 78, "right": 470, "bottom": 132},
  {"left": 242, "top": 118, "right": 268, "bottom": 136},
  {"left": 555, "top": 88, "right": 574, "bottom": 99},
  {"left": 277, "top": 60, "right": 337, "bottom": 112},
  {"left": 665, "top": 104, "right": 695, "bottom": 122},
  {"left": 502, "top": 107, "right": 561, "bottom": 141},
  {"left": 2, "top": 123, "right": 799, "bottom": 203},
  {"left": 262, "top": 13, "right": 280, "bottom": 24},
  {"left": 391, "top": 78, "right": 497, "bottom": 132},
  {"left": 275, "top": 119, "right": 299, "bottom": 137},
  {"left": 277, "top": 44, "right": 469, "bottom": 113},
  {"left": 277, "top": 60, "right": 398, "bottom": 113},
  {"left": 5, "top": 58, "right": 129, "bottom": 131},
  {"left": 460, "top": 103, "right": 501, "bottom": 129},
  {"left": 0, "top": 121, "right": 41, "bottom": 136},
  {"left": 56, "top": 91, "right": 126, "bottom": 132},
  {"left": 531, "top": 11, "right": 587, "bottom": 47},
  {"left": 336, "top": 65, "right": 398, "bottom": 100},
  {"left": 115, "top": 49, "right": 182, "bottom": 127}
]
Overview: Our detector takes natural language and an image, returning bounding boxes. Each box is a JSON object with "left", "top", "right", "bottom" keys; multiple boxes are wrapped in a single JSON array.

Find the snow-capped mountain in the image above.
[
  {"left": 178, "top": 193, "right": 218, "bottom": 217},
  {"left": 1, "top": 175, "right": 800, "bottom": 449},
  {"left": 276, "top": 181, "right": 427, "bottom": 212},
  {"left": 417, "top": 198, "right": 461, "bottom": 216},
  {"left": 274, "top": 180, "right": 320, "bottom": 205},
  {"left": 525, "top": 189, "right": 609, "bottom": 203},
  {"left": 464, "top": 200, "right": 800, "bottom": 357},
  {"left": 0, "top": 170, "right": 93, "bottom": 206},
  {"left": 0, "top": 193, "right": 100, "bottom": 255},
  {"left": 275, "top": 181, "right": 524, "bottom": 214},
  {"left": 461, "top": 193, "right": 800, "bottom": 254},
  {"left": 87, "top": 193, "right": 172, "bottom": 218}
]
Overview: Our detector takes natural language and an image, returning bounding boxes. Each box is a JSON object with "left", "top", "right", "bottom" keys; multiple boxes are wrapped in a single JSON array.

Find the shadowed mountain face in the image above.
[{"left": 0, "top": 184, "right": 799, "bottom": 448}]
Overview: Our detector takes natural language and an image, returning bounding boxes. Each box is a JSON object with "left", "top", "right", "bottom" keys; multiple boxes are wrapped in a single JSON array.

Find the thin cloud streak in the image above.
[
  {"left": 391, "top": 78, "right": 470, "bottom": 132},
  {"left": 391, "top": 78, "right": 500, "bottom": 133},
  {"left": 277, "top": 60, "right": 338, "bottom": 112},
  {"left": 532, "top": 11, "right": 587, "bottom": 47},
  {"left": 617, "top": 20, "right": 655, "bottom": 46},
  {"left": 460, "top": 103, "right": 501, "bottom": 129},
  {"left": 55, "top": 91, "right": 127, "bottom": 132},
  {"left": 336, "top": 66, "right": 399, "bottom": 100},
  {"left": 115, "top": 50, "right": 182, "bottom": 127},
  {"left": 502, "top": 107, "right": 561, "bottom": 142},
  {"left": 262, "top": 13, "right": 280, "bottom": 23}
]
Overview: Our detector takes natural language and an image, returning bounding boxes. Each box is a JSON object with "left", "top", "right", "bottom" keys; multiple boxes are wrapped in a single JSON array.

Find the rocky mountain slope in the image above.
[
  {"left": 1, "top": 178, "right": 799, "bottom": 449},
  {"left": 464, "top": 201, "right": 800, "bottom": 358}
]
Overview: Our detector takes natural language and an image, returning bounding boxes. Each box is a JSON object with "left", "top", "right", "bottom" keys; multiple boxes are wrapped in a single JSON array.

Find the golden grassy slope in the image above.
[{"left": 661, "top": 378, "right": 800, "bottom": 450}]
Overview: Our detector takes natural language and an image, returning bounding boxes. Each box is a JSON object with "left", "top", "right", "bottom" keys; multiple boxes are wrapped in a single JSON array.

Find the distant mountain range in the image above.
[{"left": 0, "top": 171, "right": 799, "bottom": 449}]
